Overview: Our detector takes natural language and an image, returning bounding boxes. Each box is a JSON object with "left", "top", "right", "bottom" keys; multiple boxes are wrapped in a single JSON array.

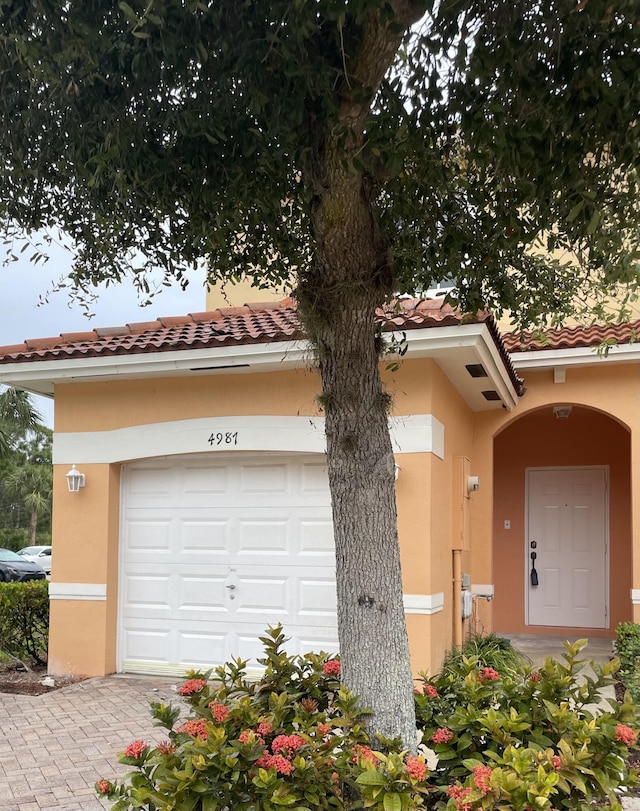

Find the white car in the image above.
[{"left": 17, "top": 545, "right": 52, "bottom": 575}]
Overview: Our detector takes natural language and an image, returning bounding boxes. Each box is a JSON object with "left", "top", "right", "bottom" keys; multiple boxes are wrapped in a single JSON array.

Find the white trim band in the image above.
[
  {"left": 49, "top": 583, "right": 107, "bottom": 601},
  {"left": 511, "top": 342, "right": 640, "bottom": 372},
  {"left": 403, "top": 592, "right": 445, "bottom": 615},
  {"left": 53, "top": 414, "right": 445, "bottom": 465},
  {"left": 631, "top": 589, "right": 640, "bottom": 605}
]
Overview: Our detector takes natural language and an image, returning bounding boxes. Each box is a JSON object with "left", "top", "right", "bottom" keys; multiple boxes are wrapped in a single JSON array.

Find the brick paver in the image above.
[{"left": 0, "top": 676, "right": 178, "bottom": 810}]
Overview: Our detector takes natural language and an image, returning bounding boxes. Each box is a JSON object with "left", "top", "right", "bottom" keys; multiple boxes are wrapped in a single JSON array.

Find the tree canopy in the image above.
[
  {"left": 1, "top": 0, "right": 638, "bottom": 323},
  {"left": 1, "top": 0, "right": 639, "bottom": 745}
]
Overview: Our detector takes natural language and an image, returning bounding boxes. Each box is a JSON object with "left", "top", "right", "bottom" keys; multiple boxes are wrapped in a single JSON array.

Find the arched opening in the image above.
[{"left": 492, "top": 404, "right": 631, "bottom": 637}]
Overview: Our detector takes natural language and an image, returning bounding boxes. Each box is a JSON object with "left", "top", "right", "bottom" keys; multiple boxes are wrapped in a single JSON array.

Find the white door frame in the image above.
[{"left": 524, "top": 465, "right": 609, "bottom": 629}]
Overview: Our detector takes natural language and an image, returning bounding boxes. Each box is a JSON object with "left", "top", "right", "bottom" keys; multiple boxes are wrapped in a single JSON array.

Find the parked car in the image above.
[
  {"left": 17, "top": 545, "right": 52, "bottom": 575},
  {"left": 0, "top": 548, "right": 46, "bottom": 582}
]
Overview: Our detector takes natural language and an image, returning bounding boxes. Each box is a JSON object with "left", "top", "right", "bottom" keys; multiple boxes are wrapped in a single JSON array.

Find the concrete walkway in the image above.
[{"left": 0, "top": 642, "right": 637, "bottom": 810}]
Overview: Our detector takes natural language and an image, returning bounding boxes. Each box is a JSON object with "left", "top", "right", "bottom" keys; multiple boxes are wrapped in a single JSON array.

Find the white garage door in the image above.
[{"left": 119, "top": 454, "right": 338, "bottom": 675}]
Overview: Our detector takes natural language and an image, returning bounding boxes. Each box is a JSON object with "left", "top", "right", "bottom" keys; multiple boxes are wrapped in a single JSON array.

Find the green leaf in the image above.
[
  {"left": 383, "top": 793, "right": 402, "bottom": 811},
  {"left": 357, "top": 771, "right": 388, "bottom": 786},
  {"left": 118, "top": 2, "right": 139, "bottom": 24},
  {"left": 587, "top": 208, "right": 601, "bottom": 235}
]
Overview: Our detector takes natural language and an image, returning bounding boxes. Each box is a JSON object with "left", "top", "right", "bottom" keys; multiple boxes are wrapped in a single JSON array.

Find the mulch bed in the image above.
[{"left": 0, "top": 662, "right": 86, "bottom": 695}]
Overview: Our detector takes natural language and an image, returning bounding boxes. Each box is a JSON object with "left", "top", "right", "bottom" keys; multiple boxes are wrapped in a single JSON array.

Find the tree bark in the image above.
[{"left": 298, "top": 131, "right": 417, "bottom": 748}]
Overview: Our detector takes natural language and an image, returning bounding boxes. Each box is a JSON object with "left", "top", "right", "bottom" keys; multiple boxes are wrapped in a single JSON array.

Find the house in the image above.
[{"left": 0, "top": 294, "right": 638, "bottom": 679}]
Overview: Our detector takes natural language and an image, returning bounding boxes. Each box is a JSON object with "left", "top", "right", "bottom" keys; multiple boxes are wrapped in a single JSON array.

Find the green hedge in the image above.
[
  {"left": 0, "top": 580, "right": 49, "bottom": 665},
  {"left": 615, "top": 622, "right": 640, "bottom": 703}
]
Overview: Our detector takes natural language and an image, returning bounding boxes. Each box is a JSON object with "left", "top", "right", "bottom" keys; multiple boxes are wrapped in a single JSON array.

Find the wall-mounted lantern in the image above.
[{"left": 66, "top": 465, "right": 86, "bottom": 493}]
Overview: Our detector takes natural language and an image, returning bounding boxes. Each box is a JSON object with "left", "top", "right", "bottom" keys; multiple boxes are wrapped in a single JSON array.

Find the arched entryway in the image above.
[{"left": 492, "top": 404, "right": 632, "bottom": 638}]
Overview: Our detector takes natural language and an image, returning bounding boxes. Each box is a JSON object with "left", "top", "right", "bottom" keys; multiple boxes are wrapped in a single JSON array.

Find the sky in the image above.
[{"left": 0, "top": 240, "right": 207, "bottom": 427}]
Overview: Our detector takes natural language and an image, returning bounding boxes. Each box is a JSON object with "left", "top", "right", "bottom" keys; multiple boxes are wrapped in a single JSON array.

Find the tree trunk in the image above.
[
  {"left": 298, "top": 140, "right": 417, "bottom": 749},
  {"left": 29, "top": 509, "right": 38, "bottom": 546}
]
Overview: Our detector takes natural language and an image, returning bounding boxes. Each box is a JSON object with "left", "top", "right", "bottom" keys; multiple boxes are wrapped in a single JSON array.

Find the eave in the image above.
[{"left": 0, "top": 321, "right": 520, "bottom": 412}]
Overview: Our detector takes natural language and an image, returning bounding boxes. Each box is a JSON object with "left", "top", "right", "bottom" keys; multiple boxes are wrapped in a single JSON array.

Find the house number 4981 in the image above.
[{"left": 208, "top": 431, "right": 239, "bottom": 446}]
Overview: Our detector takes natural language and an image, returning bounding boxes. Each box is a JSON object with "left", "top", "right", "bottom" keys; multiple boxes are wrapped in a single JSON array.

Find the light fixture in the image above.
[
  {"left": 553, "top": 405, "right": 572, "bottom": 420},
  {"left": 467, "top": 475, "right": 480, "bottom": 494},
  {"left": 66, "top": 465, "right": 86, "bottom": 493}
]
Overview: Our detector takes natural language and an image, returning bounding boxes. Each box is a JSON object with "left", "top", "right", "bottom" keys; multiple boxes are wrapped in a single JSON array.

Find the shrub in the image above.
[
  {"left": 615, "top": 622, "right": 640, "bottom": 703},
  {"left": 98, "top": 632, "right": 639, "bottom": 811},
  {"left": 0, "top": 580, "right": 49, "bottom": 664},
  {"left": 440, "top": 632, "right": 529, "bottom": 678},
  {"left": 415, "top": 639, "right": 639, "bottom": 811},
  {"left": 97, "top": 626, "right": 432, "bottom": 811},
  {"left": 615, "top": 623, "right": 640, "bottom": 673}
]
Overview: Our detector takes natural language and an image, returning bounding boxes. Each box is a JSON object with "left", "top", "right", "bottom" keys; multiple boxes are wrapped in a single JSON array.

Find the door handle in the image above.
[
  {"left": 226, "top": 584, "right": 236, "bottom": 590},
  {"left": 530, "top": 550, "right": 539, "bottom": 586}
]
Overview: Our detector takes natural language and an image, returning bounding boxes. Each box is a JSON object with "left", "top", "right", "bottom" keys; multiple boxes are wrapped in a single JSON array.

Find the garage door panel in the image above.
[
  {"left": 120, "top": 454, "right": 337, "bottom": 675},
  {"left": 123, "top": 573, "right": 173, "bottom": 611},
  {"left": 298, "top": 577, "right": 338, "bottom": 620},
  {"left": 240, "top": 463, "right": 289, "bottom": 494},
  {"left": 181, "top": 520, "right": 230, "bottom": 553},
  {"left": 179, "top": 574, "right": 229, "bottom": 613},
  {"left": 299, "top": 520, "right": 334, "bottom": 556},
  {"left": 297, "top": 631, "right": 339, "bottom": 655},
  {"left": 122, "top": 625, "right": 173, "bottom": 665},
  {"left": 235, "top": 575, "right": 289, "bottom": 614},
  {"left": 300, "top": 463, "right": 331, "bottom": 494},
  {"left": 182, "top": 464, "right": 229, "bottom": 494},
  {"left": 177, "top": 630, "right": 229, "bottom": 666},
  {"left": 237, "top": 520, "right": 289, "bottom": 555},
  {"left": 126, "top": 520, "right": 173, "bottom": 553},
  {"left": 126, "top": 465, "right": 174, "bottom": 497}
]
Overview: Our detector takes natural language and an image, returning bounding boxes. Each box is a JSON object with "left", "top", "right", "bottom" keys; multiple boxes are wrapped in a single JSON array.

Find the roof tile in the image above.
[
  {"left": 59, "top": 331, "right": 99, "bottom": 344},
  {"left": 504, "top": 320, "right": 640, "bottom": 352},
  {"left": 127, "top": 320, "right": 163, "bottom": 335}
]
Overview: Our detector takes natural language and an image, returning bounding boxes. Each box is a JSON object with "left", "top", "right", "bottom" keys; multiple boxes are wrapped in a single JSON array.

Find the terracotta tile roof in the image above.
[
  {"left": 504, "top": 319, "right": 640, "bottom": 353},
  {"left": 0, "top": 295, "right": 523, "bottom": 394}
]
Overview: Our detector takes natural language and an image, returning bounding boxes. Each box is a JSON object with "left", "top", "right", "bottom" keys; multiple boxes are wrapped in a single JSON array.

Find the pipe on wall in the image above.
[{"left": 453, "top": 549, "right": 463, "bottom": 647}]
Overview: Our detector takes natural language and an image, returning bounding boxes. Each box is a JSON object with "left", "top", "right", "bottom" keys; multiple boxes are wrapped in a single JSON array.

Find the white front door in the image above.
[
  {"left": 119, "top": 454, "right": 338, "bottom": 675},
  {"left": 526, "top": 467, "right": 608, "bottom": 628}
]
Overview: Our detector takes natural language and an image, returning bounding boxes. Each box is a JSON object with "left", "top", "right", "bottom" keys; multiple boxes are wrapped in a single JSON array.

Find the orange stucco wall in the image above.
[
  {"left": 47, "top": 350, "right": 640, "bottom": 679},
  {"left": 492, "top": 406, "right": 631, "bottom": 636},
  {"left": 49, "top": 357, "right": 476, "bottom": 678},
  {"left": 472, "top": 362, "right": 640, "bottom": 639}
]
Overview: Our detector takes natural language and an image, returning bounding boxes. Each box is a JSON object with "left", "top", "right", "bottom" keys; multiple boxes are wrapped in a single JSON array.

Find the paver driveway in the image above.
[{"left": 0, "top": 676, "right": 177, "bottom": 811}]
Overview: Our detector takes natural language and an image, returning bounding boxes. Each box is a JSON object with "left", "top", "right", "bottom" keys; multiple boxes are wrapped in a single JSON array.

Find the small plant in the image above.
[
  {"left": 440, "top": 632, "right": 529, "bottom": 678},
  {"left": 615, "top": 622, "right": 640, "bottom": 672},
  {"left": 615, "top": 622, "right": 640, "bottom": 703}
]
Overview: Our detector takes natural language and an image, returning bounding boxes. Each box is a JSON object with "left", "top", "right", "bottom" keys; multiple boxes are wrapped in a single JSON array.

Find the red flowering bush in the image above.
[
  {"left": 416, "top": 638, "right": 640, "bottom": 811},
  {"left": 122, "top": 740, "right": 147, "bottom": 760},
  {"left": 323, "top": 658, "right": 341, "bottom": 676},
  {"left": 97, "top": 630, "right": 639, "bottom": 811},
  {"left": 477, "top": 666, "right": 500, "bottom": 682},
  {"left": 615, "top": 722, "right": 638, "bottom": 746},
  {"left": 177, "top": 678, "right": 207, "bottom": 695},
  {"left": 97, "top": 625, "right": 430, "bottom": 811}
]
